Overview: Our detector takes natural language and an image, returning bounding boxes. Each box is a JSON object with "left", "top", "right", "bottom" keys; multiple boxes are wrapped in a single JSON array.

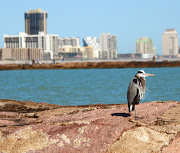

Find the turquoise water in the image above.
[{"left": 0, "top": 67, "right": 179, "bottom": 105}]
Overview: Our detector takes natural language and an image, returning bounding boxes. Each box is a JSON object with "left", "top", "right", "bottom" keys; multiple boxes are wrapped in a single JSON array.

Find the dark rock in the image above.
[{"left": 0, "top": 61, "right": 180, "bottom": 70}]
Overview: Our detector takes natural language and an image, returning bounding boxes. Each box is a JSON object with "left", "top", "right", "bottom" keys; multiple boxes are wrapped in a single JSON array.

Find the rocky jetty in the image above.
[
  {"left": 0, "top": 60, "right": 180, "bottom": 70},
  {"left": 0, "top": 99, "right": 179, "bottom": 152}
]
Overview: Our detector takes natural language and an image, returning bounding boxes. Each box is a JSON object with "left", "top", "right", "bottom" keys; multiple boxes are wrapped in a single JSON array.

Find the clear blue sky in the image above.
[{"left": 1, "top": 0, "right": 180, "bottom": 55}]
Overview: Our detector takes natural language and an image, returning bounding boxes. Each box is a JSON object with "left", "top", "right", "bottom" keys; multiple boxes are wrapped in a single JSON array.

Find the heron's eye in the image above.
[
  {"left": 138, "top": 71, "right": 143, "bottom": 73},
  {"left": 133, "top": 79, "right": 137, "bottom": 84}
]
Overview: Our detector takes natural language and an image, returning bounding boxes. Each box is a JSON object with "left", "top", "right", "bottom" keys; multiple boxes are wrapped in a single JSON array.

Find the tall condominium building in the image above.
[
  {"left": 162, "top": 29, "right": 179, "bottom": 56},
  {"left": 4, "top": 32, "right": 59, "bottom": 59},
  {"left": 25, "top": 8, "right": 47, "bottom": 35},
  {"left": 136, "top": 37, "right": 155, "bottom": 54},
  {"left": 99, "top": 32, "right": 108, "bottom": 52},
  {"left": 58, "top": 37, "right": 80, "bottom": 47},
  {"left": 99, "top": 32, "right": 117, "bottom": 59},
  {"left": 83, "top": 37, "right": 100, "bottom": 58}
]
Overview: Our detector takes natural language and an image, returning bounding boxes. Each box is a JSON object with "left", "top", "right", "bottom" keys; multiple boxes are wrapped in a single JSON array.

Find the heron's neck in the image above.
[{"left": 139, "top": 77, "right": 146, "bottom": 90}]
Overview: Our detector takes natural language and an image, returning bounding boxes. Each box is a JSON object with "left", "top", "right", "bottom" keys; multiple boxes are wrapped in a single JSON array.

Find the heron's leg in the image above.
[
  {"left": 135, "top": 107, "right": 143, "bottom": 119},
  {"left": 135, "top": 107, "right": 137, "bottom": 119}
]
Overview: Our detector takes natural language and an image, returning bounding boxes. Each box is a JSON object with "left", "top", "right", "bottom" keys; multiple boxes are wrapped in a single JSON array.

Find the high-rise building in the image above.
[
  {"left": 162, "top": 29, "right": 179, "bottom": 56},
  {"left": 136, "top": 37, "right": 155, "bottom": 54},
  {"left": 99, "top": 32, "right": 117, "bottom": 59},
  {"left": 25, "top": 8, "right": 47, "bottom": 35},
  {"left": 99, "top": 32, "right": 108, "bottom": 52}
]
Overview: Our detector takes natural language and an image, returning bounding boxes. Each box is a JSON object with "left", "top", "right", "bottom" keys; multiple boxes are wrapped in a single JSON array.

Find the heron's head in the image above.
[{"left": 136, "top": 69, "right": 155, "bottom": 78}]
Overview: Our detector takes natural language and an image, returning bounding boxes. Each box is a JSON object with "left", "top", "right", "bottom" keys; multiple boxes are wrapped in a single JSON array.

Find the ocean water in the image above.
[{"left": 0, "top": 67, "right": 179, "bottom": 105}]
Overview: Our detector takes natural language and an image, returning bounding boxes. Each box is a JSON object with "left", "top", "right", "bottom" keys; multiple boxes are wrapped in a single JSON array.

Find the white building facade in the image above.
[
  {"left": 58, "top": 37, "right": 80, "bottom": 47},
  {"left": 162, "top": 29, "right": 179, "bottom": 56},
  {"left": 83, "top": 37, "right": 100, "bottom": 59},
  {"left": 4, "top": 32, "right": 59, "bottom": 59},
  {"left": 99, "top": 32, "right": 117, "bottom": 59},
  {"left": 135, "top": 37, "right": 155, "bottom": 58}
]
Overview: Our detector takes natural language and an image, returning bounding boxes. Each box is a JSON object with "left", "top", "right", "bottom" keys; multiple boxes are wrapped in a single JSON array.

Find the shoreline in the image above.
[{"left": 0, "top": 60, "right": 180, "bottom": 70}]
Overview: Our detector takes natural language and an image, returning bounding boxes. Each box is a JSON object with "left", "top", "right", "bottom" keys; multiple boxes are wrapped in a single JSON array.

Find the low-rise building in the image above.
[
  {"left": 58, "top": 46, "right": 83, "bottom": 59},
  {"left": 58, "top": 45, "right": 82, "bottom": 53},
  {"left": 83, "top": 46, "right": 93, "bottom": 59},
  {"left": 0, "top": 48, "right": 12, "bottom": 60},
  {"left": 0, "top": 48, "right": 43, "bottom": 60}
]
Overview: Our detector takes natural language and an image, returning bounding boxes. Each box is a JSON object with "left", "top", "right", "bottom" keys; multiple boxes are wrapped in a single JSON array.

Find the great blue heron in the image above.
[{"left": 127, "top": 70, "right": 155, "bottom": 118}]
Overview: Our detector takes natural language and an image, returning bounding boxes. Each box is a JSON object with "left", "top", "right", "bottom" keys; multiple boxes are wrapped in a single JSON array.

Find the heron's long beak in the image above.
[{"left": 144, "top": 73, "right": 155, "bottom": 77}]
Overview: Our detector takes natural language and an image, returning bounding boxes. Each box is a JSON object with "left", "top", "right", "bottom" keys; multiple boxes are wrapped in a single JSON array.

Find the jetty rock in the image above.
[
  {"left": 0, "top": 99, "right": 179, "bottom": 153},
  {"left": 0, "top": 60, "right": 180, "bottom": 70}
]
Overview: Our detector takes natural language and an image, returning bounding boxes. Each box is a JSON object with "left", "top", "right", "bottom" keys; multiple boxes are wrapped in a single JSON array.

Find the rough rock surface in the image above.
[
  {"left": 0, "top": 60, "right": 180, "bottom": 70},
  {"left": 0, "top": 99, "right": 179, "bottom": 153}
]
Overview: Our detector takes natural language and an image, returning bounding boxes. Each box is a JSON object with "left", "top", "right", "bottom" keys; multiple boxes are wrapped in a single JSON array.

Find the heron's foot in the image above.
[{"left": 135, "top": 116, "right": 143, "bottom": 119}]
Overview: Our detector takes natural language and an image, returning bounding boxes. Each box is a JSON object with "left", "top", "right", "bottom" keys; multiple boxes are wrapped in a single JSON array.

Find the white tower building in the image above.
[
  {"left": 162, "top": 29, "right": 178, "bottom": 56},
  {"left": 99, "top": 32, "right": 117, "bottom": 59}
]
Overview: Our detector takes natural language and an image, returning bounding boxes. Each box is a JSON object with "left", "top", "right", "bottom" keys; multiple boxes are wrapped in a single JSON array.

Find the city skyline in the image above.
[{"left": 1, "top": 0, "right": 180, "bottom": 55}]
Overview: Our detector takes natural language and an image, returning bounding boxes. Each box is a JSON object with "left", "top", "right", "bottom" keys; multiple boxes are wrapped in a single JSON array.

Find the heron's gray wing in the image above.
[{"left": 127, "top": 77, "right": 141, "bottom": 111}]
